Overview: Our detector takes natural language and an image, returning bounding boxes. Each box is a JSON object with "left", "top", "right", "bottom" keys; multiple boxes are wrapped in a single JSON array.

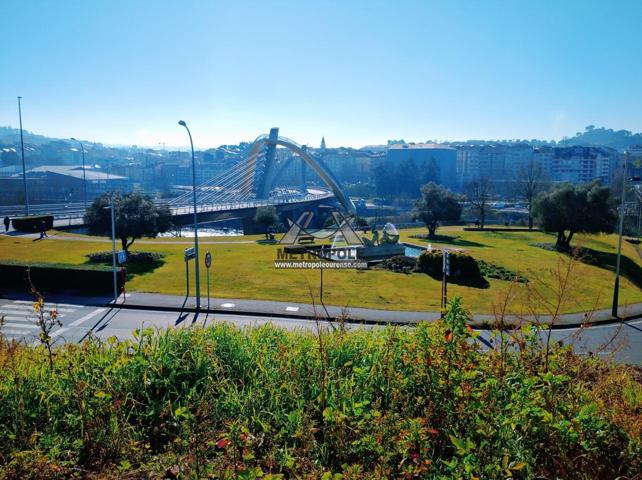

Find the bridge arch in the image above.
[{"left": 246, "top": 132, "right": 356, "bottom": 214}]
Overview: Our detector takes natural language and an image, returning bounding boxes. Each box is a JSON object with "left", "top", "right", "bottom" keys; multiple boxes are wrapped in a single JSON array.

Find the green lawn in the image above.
[{"left": 1, "top": 226, "right": 641, "bottom": 314}]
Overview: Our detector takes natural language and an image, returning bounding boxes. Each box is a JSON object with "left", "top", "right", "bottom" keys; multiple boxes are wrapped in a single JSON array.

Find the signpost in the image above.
[
  {"left": 204, "top": 251, "right": 212, "bottom": 310},
  {"left": 184, "top": 247, "right": 196, "bottom": 299},
  {"left": 441, "top": 250, "right": 450, "bottom": 315},
  {"left": 117, "top": 250, "right": 127, "bottom": 301}
]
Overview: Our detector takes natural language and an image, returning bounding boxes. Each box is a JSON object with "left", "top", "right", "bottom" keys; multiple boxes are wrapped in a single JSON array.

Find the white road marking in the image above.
[
  {"left": 30, "top": 308, "right": 106, "bottom": 346},
  {"left": 286, "top": 306, "right": 300, "bottom": 312},
  {"left": 3, "top": 329, "right": 33, "bottom": 336},
  {"left": 68, "top": 308, "right": 106, "bottom": 327},
  {"left": 8, "top": 300, "right": 83, "bottom": 308},
  {"left": 1, "top": 304, "right": 76, "bottom": 313},
  {"left": 221, "top": 303, "right": 236, "bottom": 308},
  {"left": 3, "top": 323, "right": 38, "bottom": 329}
]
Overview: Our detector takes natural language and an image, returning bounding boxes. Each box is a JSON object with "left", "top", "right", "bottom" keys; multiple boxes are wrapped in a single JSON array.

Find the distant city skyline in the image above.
[{"left": 1, "top": 0, "right": 641, "bottom": 149}]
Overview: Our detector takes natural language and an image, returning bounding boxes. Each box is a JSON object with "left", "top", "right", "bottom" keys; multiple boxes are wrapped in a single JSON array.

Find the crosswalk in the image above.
[{"left": 0, "top": 300, "right": 82, "bottom": 341}]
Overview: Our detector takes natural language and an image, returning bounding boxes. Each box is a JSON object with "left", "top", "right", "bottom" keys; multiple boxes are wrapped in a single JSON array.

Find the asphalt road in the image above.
[{"left": 1, "top": 298, "right": 641, "bottom": 365}]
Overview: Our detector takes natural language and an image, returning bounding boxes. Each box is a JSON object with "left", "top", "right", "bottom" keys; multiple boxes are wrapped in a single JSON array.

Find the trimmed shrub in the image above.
[
  {"left": 11, "top": 215, "right": 54, "bottom": 232},
  {"left": 0, "top": 262, "right": 123, "bottom": 294},
  {"left": 378, "top": 255, "right": 416, "bottom": 273},
  {"left": 417, "top": 249, "right": 489, "bottom": 287},
  {"left": 478, "top": 260, "right": 528, "bottom": 283},
  {"left": 87, "top": 251, "right": 164, "bottom": 264}
]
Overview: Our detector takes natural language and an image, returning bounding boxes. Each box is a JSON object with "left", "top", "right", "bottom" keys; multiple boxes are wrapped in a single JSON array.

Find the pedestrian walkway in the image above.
[{"left": 0, "top": 299, "right": 83, "bottom": 340}]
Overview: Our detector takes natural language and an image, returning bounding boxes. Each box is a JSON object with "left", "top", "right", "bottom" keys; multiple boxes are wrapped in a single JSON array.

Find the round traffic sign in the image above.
[{"left": 205, "top": 251, "right": 212, "bottom": 268}]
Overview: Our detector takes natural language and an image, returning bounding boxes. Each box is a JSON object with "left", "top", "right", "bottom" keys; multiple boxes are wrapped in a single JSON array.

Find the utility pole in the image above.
[{"left": 17, "top": 96, "right": 29, "bottom": 215}]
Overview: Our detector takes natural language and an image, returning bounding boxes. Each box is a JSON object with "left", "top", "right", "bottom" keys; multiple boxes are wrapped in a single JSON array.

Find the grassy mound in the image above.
[{"left": 1, "top": 299, "right": 640, "bottom": 478}]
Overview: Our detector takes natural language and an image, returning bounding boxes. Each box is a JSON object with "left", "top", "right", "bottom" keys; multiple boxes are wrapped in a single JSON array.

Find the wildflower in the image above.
[
  {"left": 466, "top": 324, "right": 474, "bottom": 333},
  {"left": 216, "top": 438, "right": 230, "bottom": 449},
  {"left": 444, "top": 330, "right": 453, "bottom": 342}
]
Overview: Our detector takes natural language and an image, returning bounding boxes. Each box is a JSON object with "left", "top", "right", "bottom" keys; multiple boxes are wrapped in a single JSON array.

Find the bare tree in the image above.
[
  {"left": 465, "top": 176, "right": 492, "bottom": 229},
  {"left": 515, "top": 159, "right": 548, "bottom": 229}
]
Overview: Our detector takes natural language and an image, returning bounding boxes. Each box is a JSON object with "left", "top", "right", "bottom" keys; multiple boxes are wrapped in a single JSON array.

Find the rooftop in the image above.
[
  {"left": 388, "top": 143, "right": 455, "bottom": 151},
  {"left": 24, "top": 165, "right": 127, "bottom": 181}
]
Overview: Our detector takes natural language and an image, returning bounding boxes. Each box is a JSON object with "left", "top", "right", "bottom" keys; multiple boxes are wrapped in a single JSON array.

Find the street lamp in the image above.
[
  {"left": 17, "top": 96, "right": 29, "bottom": 215},
  {"left": 612, "top": 151, "right": 641, "bottom": 318},
  {"left": 178, "top": 120, "right": 201, "bottom": 309},
  {"left": 70, "top": 138, "right": 88, "bottom": 210},
  {"left": 103, "top": 196, "right": 119, "bottom": 303}
]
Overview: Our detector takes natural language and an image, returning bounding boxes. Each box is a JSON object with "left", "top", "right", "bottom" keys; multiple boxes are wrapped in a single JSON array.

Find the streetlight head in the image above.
[{"left": 178, "top": 120, "right": 187, "bottom": 127}]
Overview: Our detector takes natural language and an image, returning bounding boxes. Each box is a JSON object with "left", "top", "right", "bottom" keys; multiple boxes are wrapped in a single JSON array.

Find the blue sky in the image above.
[{"left": 1, "top": 0, "right": 641, "bottom": 148}]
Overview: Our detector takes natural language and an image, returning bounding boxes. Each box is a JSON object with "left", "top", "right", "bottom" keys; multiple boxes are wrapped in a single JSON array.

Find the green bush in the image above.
[
  {"left": 478, "top": 259, "right": 528, "bottom": 283},
  {"left": 0, "top": 298, "right": 639, "bottom": 478},
  {"left": 87, "top": 251, "right": 164, "bottom": 264},
  {"left": 10, "top": 215, "right": 54, "bottom": 232},
  {"left": 378, "top": 254, "right": 416, "bottom": 273},
  {"left": 417, "top": 250, "right": 489, "bottom": 287},
  {"left": 0, "top": 261, "right": 123, "bottom": 294}
]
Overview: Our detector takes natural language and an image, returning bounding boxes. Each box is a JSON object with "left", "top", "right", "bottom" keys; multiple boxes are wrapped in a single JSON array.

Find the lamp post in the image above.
[
  {"left": 71, "top": 137, "right": 88, "bottom": 210},
  {"left": 17, "top": 97, "right": 29, "bottom": 215},
  {"left": 103, "top": 196, "right": 118, "bottom": 303},
  {"left": 178, "top": 120, "right": 200, "bottom": 309},
  {"left": 612, "top": 151, "right": 629, "bottom": 318}
]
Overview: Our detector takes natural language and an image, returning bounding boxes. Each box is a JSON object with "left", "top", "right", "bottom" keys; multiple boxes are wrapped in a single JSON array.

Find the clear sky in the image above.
[{"left": 1, "top": 0, "right": 641, "bottom": 149}]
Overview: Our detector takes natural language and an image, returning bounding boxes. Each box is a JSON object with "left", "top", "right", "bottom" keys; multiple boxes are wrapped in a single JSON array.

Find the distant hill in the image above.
[
  {"left": 0, "top": 126, "right": 53, "bottom": 145},
  {"left": 557, "top": 125, "right": 642, "bottom": 151}
]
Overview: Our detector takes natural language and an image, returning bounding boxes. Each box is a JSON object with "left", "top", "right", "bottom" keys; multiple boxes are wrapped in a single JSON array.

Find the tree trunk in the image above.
[
  {"left": 528, "top": 215, "right": 533, "bottom": 230},
  {"left": 121, "top": 237, "right": 127, "bottom": 251},
  {"left": 428, "top": 222, "right": 437, "bottom": 237},
  {"left": 480, "top": 209, "right": 485, "bottom": 229}
]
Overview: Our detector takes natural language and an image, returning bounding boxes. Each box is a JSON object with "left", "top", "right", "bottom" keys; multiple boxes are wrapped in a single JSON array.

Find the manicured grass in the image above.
[{"left": 1, "top": 226, "right": 641, "bottom": 314}]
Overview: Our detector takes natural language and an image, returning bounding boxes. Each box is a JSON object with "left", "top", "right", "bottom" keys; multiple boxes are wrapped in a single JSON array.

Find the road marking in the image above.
[
  {"left": 8, "top": 300, "right": 83, "bottom": 308},
  {"left": 68, "top": 308, "right": 107, "bottom": 327},
  {"left": 1, "top": 304, "right": 76, "bottom": 313},
  {"left": 29, "top": 308, "right": 106, "bottom": 347},
  {"left": 286, "top": 306, "right": 300, "bottom": 312},
  {"left": 221, "top": 303, "right": 236, "bottom": 308},
  {"left": 3, "top": 323, "right": 38, "bottom": 329},
  {"left": 3, "top": 329, "right": 33, "bottom": 336}
]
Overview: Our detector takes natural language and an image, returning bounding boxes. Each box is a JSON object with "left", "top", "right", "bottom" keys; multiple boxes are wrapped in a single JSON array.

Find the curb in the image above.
[{"left": 104, "top": 300, "right": 642, "bottom": 331}]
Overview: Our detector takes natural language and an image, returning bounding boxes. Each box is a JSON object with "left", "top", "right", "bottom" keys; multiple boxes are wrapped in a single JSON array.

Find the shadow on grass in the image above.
[
  {"left": 121, "top": 259, "right": 165, "bottom": 281},
  {"left": 411, "top": 235, "right": 489, "bottom": 248},
  {"left": 535, "top": 243, "right": 642, "bottom": 290},
  {"left": 256, "top": 239, "right": 278, "bottom": 245}
]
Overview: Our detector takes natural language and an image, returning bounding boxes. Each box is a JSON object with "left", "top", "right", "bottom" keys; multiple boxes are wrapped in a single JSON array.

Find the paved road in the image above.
[{"left": 1, "top": 298, "right": 640, "bottom": 365}]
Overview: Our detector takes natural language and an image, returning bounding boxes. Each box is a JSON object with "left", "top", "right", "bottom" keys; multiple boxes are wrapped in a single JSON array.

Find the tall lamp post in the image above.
[
  {"left": 71, "top": 137, "right": 88, "bottom": 210},
  {"left": 178, "top": 120, "right": 200, "bottom": 309},
  {"left": 613, "top": 151, "right": 629, "bottom": 318},
  {"left": 17, "top": 96, "right": 29, "bottom": 215}
]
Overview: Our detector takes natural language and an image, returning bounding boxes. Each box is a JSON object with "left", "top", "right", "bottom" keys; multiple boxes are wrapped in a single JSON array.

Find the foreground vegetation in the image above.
[
  {"left": 0, "top": 226, "right": 641, "bottom": 313},
  {"left": 1, "top": 299, "right": 640, "bottom": 478}
]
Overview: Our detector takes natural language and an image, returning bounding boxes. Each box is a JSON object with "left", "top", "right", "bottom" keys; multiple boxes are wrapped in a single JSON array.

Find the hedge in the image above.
[
  {"left": 0, "top": 262, "right": 124, "bottom": 295},
  {"left": 11, "top": 215, "right": 54, "bottom": 232},
  {"left": 417, "top": 250, "right": 489, "bottom": 287}
]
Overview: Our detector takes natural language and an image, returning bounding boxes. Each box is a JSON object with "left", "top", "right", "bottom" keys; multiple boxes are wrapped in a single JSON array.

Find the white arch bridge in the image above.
[{"left": 168, "top": 127, "right": 355, "bottom": 217}]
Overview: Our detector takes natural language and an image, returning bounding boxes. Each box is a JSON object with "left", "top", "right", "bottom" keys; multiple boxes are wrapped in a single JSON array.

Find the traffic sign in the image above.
[
  {"left": 205, "top": 251, "right": 212, "bottom": 268},
  {"left": 184, "top": 247, "right": 196, "bottom": 261},
  {"left": 443, "top": 250, "right": 450, "bottom": 276},
  {"left": 117, "top": 250, "right": 127, "bottom": 265}
]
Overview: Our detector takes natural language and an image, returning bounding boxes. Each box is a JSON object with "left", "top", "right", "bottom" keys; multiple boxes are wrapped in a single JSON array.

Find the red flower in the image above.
[
  {"left": 466, "top": 325, "right": 474, "bottom": 333},
  {"left": 444, "top": 330, "right": 453, "bottom": 342},
  {"left": 426, "top": 428, "right": 439, "bottom": 435},
  {"left": 216, "top": 438, "right": 230, "bottom": 449}
]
